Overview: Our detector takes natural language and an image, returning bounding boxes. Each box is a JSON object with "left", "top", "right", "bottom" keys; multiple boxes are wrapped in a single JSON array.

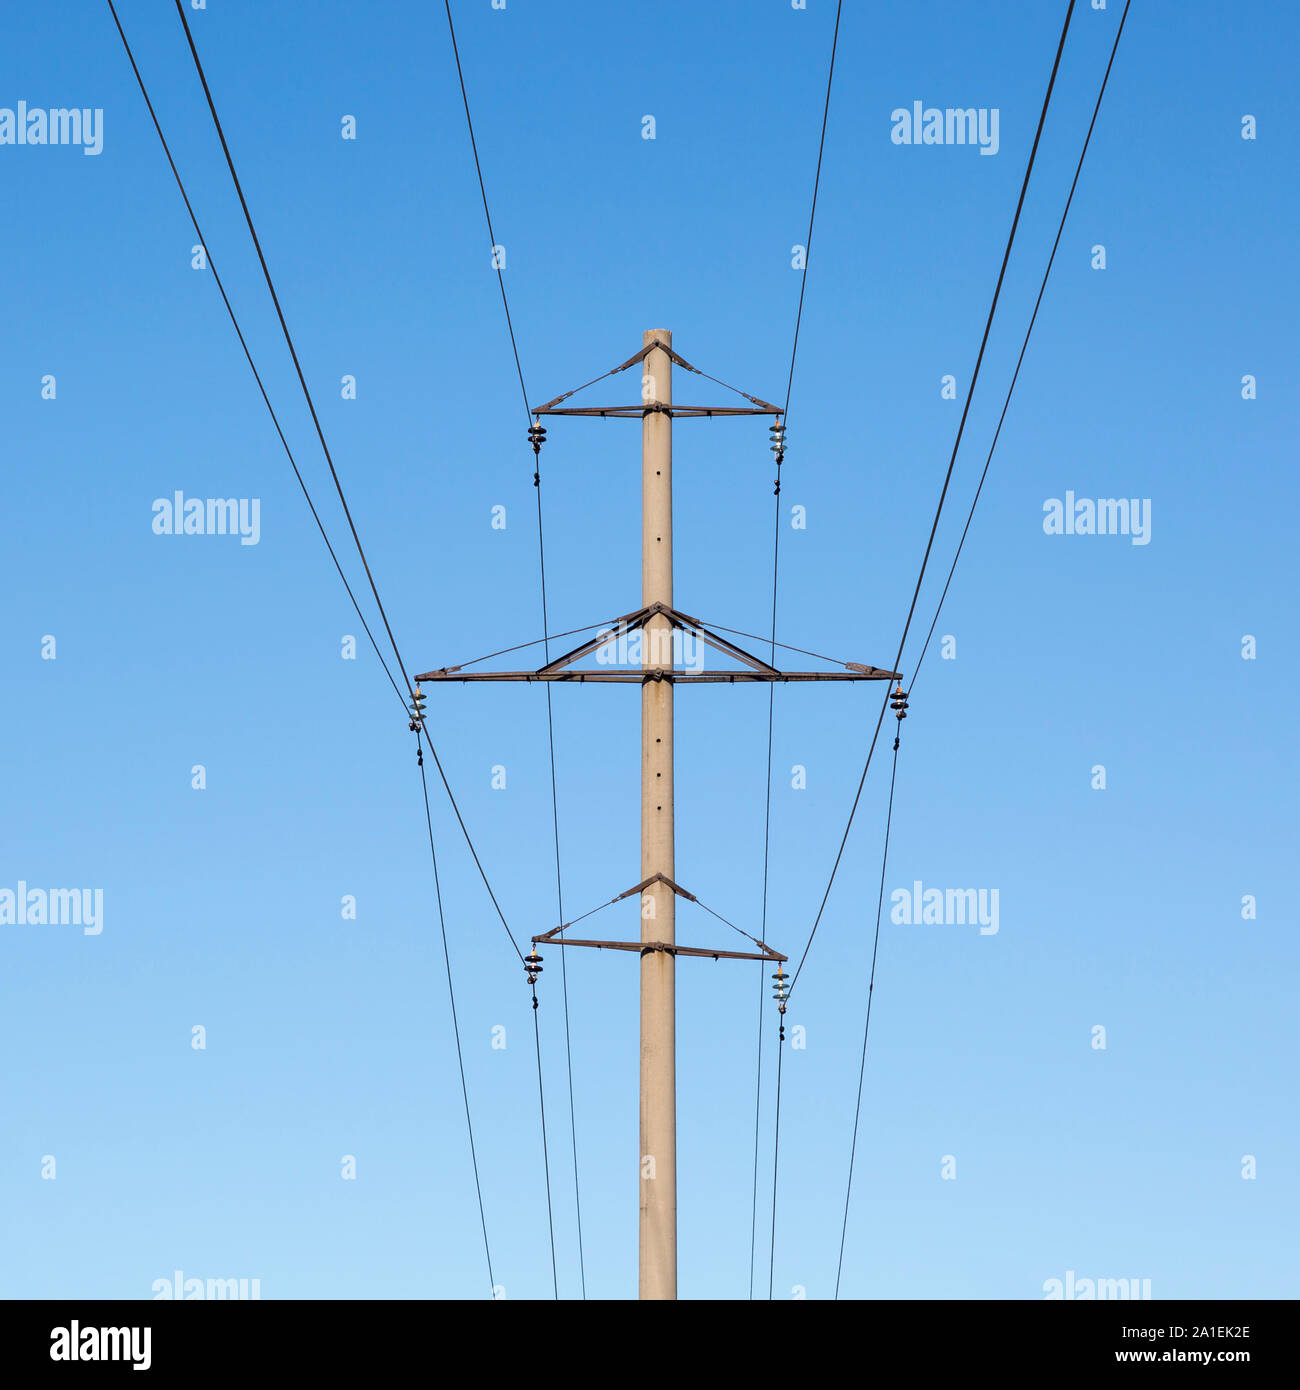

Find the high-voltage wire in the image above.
[
  {"left": 112, "top": 0, "right": 536, "bottom": 1293},
  {"left": 105, "top": 0, "right": 407, "bottom": 720},
  {"left": 172, "top": 0, "right": 415, "bottom": 702},
  {"left": 834, "top": 733, "right": 903, "bottom": 1299},
  {"left": 756, "top": 0, "right": 844, "bottom": 1298},
  {"left": 418, "top": 740, "right": 499, "bottom": 1295},
  {"left": 909, "top": 0, "right": 1133, "bottom": 692},
  {"left": 829, "top": 8, "right": 1130, "bottom": 1293},
  {"left": 787, "top": 0, "right": 1079, "bottom": 999},
  {"left": 441, "top": 0, "right": 582, "bottom": 1295},
  {"left": 166, "top": 0, "right": 531, "bottom": 968}
]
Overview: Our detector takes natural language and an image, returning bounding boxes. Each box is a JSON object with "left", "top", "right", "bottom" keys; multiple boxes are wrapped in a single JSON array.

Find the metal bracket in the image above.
[
  {"left": 530, "top": 338, "right": 782, "bottom": 417},
  {"left": 415, "top": 602, "right": 900, "bottom": 685},
  {"left": 533, "top": 938, "right": 786, "bottom": 964},
  {"left": 533, "top": 404, "right": 780, "bottom": 418},
  {"left": 531, "top": 872, "right": 786, "bottom": 964}
]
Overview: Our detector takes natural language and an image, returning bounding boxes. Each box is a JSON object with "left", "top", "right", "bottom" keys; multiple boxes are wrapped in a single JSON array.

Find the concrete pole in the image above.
[{"left": 639, "top": 329, "right": 676, "bottom": 1300}]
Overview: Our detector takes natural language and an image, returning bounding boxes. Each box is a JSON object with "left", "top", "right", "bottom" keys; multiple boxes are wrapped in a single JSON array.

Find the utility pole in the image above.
[
  {"left": 414, "top": 329, "right": 900, "bottom": 1299},
  {"left": 640, "top": 330, "right": 676, "bottom": 1299}
]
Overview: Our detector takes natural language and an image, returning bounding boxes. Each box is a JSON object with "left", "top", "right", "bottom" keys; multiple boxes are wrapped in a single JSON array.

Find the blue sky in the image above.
[{"left": 1, "top": 0, "right": 1295, "bottom": 1300}]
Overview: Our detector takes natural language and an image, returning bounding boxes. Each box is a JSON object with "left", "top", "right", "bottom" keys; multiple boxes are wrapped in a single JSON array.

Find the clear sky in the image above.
[{"left": 1, "top": 0, "right": 1295, "bottom": 1301}]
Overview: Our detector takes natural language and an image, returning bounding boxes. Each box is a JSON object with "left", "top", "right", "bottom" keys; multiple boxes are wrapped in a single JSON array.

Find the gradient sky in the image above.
[{"left": 1, "top": 0, "right": 1296, "bottom": 1300}]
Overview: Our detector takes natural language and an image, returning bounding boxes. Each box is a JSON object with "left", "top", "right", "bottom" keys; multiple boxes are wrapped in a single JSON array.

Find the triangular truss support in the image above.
[
  {"left": 415, "top": 603, "right": 901, "bottom": 685},
  {"left": 532, "top": 872, "right": 786, "bottom": 964},
  {"left": 530, "top": 336, "right": 782, "bottom": 418}
]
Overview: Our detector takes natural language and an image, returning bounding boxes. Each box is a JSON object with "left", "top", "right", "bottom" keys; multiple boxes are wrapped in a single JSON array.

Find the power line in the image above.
[
  {"left": 825, "top": 19, "right": 1135, "bottom": 1275},
  {"left": 834, "top": 729, "right": 903, "bottom": 1299},
  {"left": 163, "top": 0, "right": 528, "bottom": 965},
  {"left": 751, "top": 366, "right": 778, "bottom": 1297},
  {"left": 767, "top": 1017, "right": 786, "bottom": 1302},
  {"left": 115, "top": 0, "right": 1116, "bottom": 1303},
  {"left": 746, "top": 961, "right": 766, "bottom": 1300},
  {"left": 105, "top": 0, "right": 407, "bottom": 719},
  {"left": 535, "top": 447, "right": 586, "bottom": 1299},
  {"left": 782, "top": 0, "right": 845, "bottom": 419},
  {"left": 754, "top": 0, "right": 843, "bottom": 1296},
  {"left": 540, "top": 579, "right": 587, "bottom": 1297},
  {"left": 420, "top": 739, "right": 527, "bottom": 963},
  {"left": 442, "top": 0, "right": 530, "bottom": 424},
  {"left": 808, "top": 0, "right": 1130, "bottom": 1304},
  {"left": 787, "top": 0, "right": 1079, "bottom": 998},
  {"left": 417, "top": 740, "right": 498, "bottom": 1296},
  {"left": 113, "top": 0, "right": 531, "bottom": 1291},
  {"left": 909, "top": 0, "right": 1132, "bottom": 692},
  {"left": 172, "top": 0, "right": 414, "bottom": 703},
  {"left": 529, "top": 982, "right": 560, "bottom": 1300},
  {"left": 440, "top": 0, "right": 585, "bottom": 1295},
  {"left": 114, "top": 0, "right": 525, "bottom": 959}
]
